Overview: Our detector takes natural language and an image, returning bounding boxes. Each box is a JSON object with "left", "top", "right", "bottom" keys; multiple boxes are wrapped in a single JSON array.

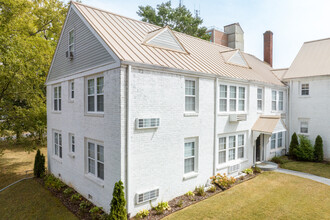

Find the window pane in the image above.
[
  {"left": 257, "top": 88, "right": 262, "bottom": 99},
  {"left": 97, "top": 95, "right": 104, "bottom": 112},
  {"left": 97, "top": 145, "right": 104, "bottom": 162},
  {"left": 55, "top": 144, "right": 58, "bottom": 155},
  {"left": 279, "top": 92, "right": 283, "bottom": 101},
  {"left": 59, "top": 146, "right": 62, "bottom": 158},
  {"left": 218, "top": 151, "right": 226, "bottom": 164},
  {"left": 271, "top": 134, "right": 276, "bottom": 149},
  {"left": 238, "top": 100, "right": 244, "bottom": 111},
  {"left": 272, "top": 101, "right": 276, "bottom": 111},
  {"left": 239, "top": 87, "right": 245, "bottom": 99},
  {"left": 219, "top": 85, "right": 227, "bottom": 98},
  {"left": 69, "top": 31, "right": 74, "bottom": 45},
  {"left": 230, "top": 86, "right": 236, "bottom": 98},
  {"left": 184, "top": 158, "right": 194, "bottom": 173},
  {"left": 88, "top": 79, "right": 95, "bottom": 95},
  {"left": 238, "top": 147, "right": 244, "bottom": 159},
  {"left": 88, "top": 158, "right": 95, "bottom": 174},
  {"left": 97, "top": 162, "right": 104, "bottom": 180},
  {"left": 54, "top": 87, "right": 58, "bottom": 98},
  {"left": 238, "top": 135, "right": 244, "bottom": 146},
  {"left": 229, "top": 136, "right": 235, "bottom": 148},
  {"left": 58, "top": 86, "right": 61, "bottom": 98},
  {"left": 257, "top": 100, "right": 262, "bottom": 111},
  {"left": 88, "top": 96, "right": 95, "bottom": 112},
  {"left": 229, "top": 149, "right": 235, "bottom": 161},
  {"left": 55, "top": 133, "right": 58, "bottom": 144},
  {"left": 279, "top": 101, "right": 283, "bottom": 111},
  {"left": 97, "top": 77, "right": 104, "bottom": 94},
  {"left": 54, "top": 99, "right": 58, "bottom": 111},
  {"left": 272, "top": 91, "right": 276, "bottom": 101},
  {"left": 219, "top": 99, "right": 227, "bottom": 112},
  {"left": 59, "top": 134, "right": 62, "bottom": 145},
  {"left": 88, "top": 143, "right": 95, "bottom": 159},
  {"left": 185, "top": 80, "right": 195, "bottom": 95},
  {"left": 219, "top": 137, "right": 226, "bottom": 150},
  {"left": 230, "top": 100, "right": 236, "bottom": 111},
  {"left": 185, "top": 97, "right": 195, "bottom": 111},
  {"left": 184, "top": 142, "right": 195, "bottom": 157},
  {"left": 58, "top": 98, "right": 61, "bottom": 111},
  {"left": 277, "top": 132, "right": 282, "bottom": 148}
]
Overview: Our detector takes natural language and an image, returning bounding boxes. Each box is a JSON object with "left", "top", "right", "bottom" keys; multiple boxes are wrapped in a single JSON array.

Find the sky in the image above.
[{"left": 64, "top": 0, "right": 330, "bottom": 69}]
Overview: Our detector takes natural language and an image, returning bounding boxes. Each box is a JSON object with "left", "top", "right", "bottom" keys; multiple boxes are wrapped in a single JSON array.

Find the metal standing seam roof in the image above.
[
  {"left": 252, "top": 115, "right": 287, "bottom": 134},
  {"left": 72, "top": 1, "right": 284, "bottom": 86},
  {"left": 272, "top": 68, "right": 288, "bottom": 81},
  {"left": 284, "top": 38, "right": 330, "bottom": 80}
]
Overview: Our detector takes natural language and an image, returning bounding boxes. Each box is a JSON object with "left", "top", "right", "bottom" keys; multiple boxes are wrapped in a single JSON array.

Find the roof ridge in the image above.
[
  {"left": 304, "top": 37, "right": 330, "bottom": 44},
  {"left": 272, "top": 68, "right": 289, "bottom": 71}
]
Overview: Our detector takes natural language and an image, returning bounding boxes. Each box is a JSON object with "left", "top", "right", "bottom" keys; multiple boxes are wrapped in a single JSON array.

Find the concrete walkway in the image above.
[{"left": 275, "top": 168, "right": 330, "bottom": 186}]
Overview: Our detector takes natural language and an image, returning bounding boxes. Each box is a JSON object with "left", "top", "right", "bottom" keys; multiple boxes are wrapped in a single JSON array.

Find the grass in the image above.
[
  {"left": 280, "top": 157, "right": 330, "bottom": 179},
  {"left": 0, "top": 179, "right": 77, "bottom": 220},
  {"left": 165, "top": 172, "right": 330, "bottom": 220}
]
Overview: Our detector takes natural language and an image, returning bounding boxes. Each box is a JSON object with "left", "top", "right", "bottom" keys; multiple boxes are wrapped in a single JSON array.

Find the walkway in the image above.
[{"left": 275, "top": 168, "right": 330, "bottom": 186}]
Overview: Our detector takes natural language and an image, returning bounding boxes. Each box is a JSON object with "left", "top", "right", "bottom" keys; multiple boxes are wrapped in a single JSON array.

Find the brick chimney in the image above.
[{"left": 263, "top": 31, "right": 273, "bottom": 67}]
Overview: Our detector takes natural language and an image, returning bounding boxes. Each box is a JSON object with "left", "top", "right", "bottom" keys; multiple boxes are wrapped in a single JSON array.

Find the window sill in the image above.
[
  {"left": 298, "top": 133, "right": 309, "bottom": 136},
  {"left": 84, "top": 173, "right": 104, "bottom": 188},
  {"left": 51, "top": 111, "right": 62, "bottom": 114},
  {"left": 299, "top": 95, "right": 311, "bottom": 98},
  {"left": 183, "top": 172, "right": 198, "bottom": 180},
  {"left": 183, "top": 112, "right": 199, "bottom": 117},
  {"left": 51, "top": 156, "right": 63, "bottom": 164},
  {"left": 218, "top": 112, "right": 247, "bottom": 116},
  {"left": 68, "top": 152, "right": 75, "bottom": 158},
  {"left": 84, "top": 112, "right": 104, "bottom": 118},
  {"left": 68, "top": 100, "right": 74, "bottom": 103}
]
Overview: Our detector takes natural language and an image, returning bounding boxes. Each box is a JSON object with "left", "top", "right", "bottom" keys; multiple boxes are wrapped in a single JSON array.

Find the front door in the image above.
[{"left": 256, "top": 136, "right": 261, "bottom": 162}]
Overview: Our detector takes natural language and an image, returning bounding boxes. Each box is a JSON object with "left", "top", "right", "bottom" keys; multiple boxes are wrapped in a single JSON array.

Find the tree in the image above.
[
  {"left": 314, "top": 135, "right": 324, "bottom": 162},
  {"left": 0, "top": 0, "right": 68, "bottom": 142},
  {"left": 34, "top": 149, "right": 45, "bottom": 177},
  {"left": 294, "top": 135, "right": 314, "bottom": 161},
  {"left": 137, "top": 1, "right": 210, "bottom": 40},
  {"left": 109, "top": 180, "right": 127, "bottom": 220},
  {"left": 289, "top": 132, "right": 299, "bottom": 158}
]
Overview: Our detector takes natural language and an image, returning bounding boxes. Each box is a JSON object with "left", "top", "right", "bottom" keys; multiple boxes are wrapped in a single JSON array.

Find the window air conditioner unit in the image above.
[
  {"left": 229, "top": 114, "right": 247, "bottom": 122},
  {"left": 136, "top": 118, "right": 160, "bottom": 129}
]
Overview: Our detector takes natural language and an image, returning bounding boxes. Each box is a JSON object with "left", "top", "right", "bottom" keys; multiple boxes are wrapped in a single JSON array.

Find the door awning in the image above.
[{"left": 252, "top": 115, "right": 287, "bottom": 135}]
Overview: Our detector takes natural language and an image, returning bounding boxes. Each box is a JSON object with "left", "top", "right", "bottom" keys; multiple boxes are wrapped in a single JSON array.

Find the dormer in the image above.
[{"left": 221, "top": 49, "right": 250, "bottom": 68}]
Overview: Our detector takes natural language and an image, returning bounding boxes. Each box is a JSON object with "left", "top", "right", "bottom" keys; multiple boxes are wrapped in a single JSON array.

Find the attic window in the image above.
[
  {"left": 67, "top": 30, "right": 75, "bottom": 59},
  {"left": 221, "top": 50, "right": 249, "bottom": 68},
  {"left": 144, "top": 27, "right": 186, "bottom": 53}
]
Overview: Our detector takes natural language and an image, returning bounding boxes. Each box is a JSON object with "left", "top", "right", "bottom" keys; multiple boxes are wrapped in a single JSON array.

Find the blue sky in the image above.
[{"left": 66, "top": 0, "right": 330, "bottom": 68}]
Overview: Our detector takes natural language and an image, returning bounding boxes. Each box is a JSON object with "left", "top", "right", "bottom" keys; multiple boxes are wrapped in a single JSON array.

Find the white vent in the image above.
[
  {"left": 136, "top": 118, "right": 160, "bottom": 129},
  {"left": 229, "top": 114, "right": 247, "bottom": 122},
  {"left": 228, "top": 164, "right": 240, "bottom": 174},
  {"left": 145, "top": 27, "right": 185, "bottom": 52},
  {"left": 228, "top": 50, "right": 248, "bottom": 67},
  {"left": 136, "top": 188, "right": 159, "bottom": 204}
]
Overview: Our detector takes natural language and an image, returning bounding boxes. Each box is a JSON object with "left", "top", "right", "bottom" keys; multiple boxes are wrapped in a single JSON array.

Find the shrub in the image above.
[
  {"left": 109, "top": 180, "right": 127, "bottom": 220},
  {"left": 89, "top": 206, "right": 103, "bottom": 220},
  {"left": 185, "top": 191, "right": 195, "bottom": 197},
  {"left": 71, "top": 193, "right": 82, "bottom": 202},
  {"left": 63, "top": 187, "right": 74, "bottom": 196},
  {"left": 135, "top": 209, "right": 149, "bottom": 219},
  {"left": 314, "top": 135, "right": 324, "bottom": 162},
  {"left": 153, "top": 201, "right": 170, "bottom": 215},
  {"left": 33, "top": 149, "right": 45, "bottom": 178},
  {"left": 195, "top": 186, "right": 206, "bottom": 196},
  {"left": 79, "top": 200, "right": 92, "bottom": 212},
  {"left": 176, "top": 199, "right": 183, "bottom": 208},
  {"left": 294, "top": 135, "right": 314, "bottom": 161},
  {"left": 207, "top": 185, "right": 216, "bottom": 193},
  {"left": 210, "top": 173, "right": 236, "bottom": 189},
  {"left": 289, "top": 132, "right": 299, "bottom": 158},
  {"left": 252, "top": 166, "right": 262, "bottom": 174},
  {"left": 271, "top": 156, "right": 285, "bottom": 164},
  {"left": 242, "top": 168, "right": 253, "bottom": 174},
  {"left": 44, "top": 174, "right": 65, "bottom": 191}
]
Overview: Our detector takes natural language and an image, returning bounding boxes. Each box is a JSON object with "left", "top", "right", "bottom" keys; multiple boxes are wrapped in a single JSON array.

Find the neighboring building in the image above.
[
  {"left": 283, "top": 38, "right": 330, "bottom": 160},
  {"left": 46, "top": 2, "right": 288, "bottom": 216}
]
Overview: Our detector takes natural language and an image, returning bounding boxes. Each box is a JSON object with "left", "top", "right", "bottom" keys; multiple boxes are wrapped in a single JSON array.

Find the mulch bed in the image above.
[
  {"left": 35, "top": 178, "right": 102, "bottom": 220},
  {"left": 130, "top": 173, "right": 259, "bottom": 220}
]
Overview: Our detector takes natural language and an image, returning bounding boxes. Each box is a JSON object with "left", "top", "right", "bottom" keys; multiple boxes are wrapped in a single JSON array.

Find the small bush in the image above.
[
  {"left": 109, "top": 180, "right": 127, "bottom": 220},
  {"left": 79, "top": 200, "right": 92, "bottom": 212},
  {"left": 33, "top": 149, "right": 45, "bottom": 178},
  {"left": 185, "top": 191, "right": 195, "bottom": 197},
  {"left": 135, "top": 209, "right": 149, "bottom": 219},
  {"left": 314, "top": 135, "right": 324, "bottom": 162},
  {"left": 207, "top": 185, "right": 216, "bottom": 193},
  {"left": 195, "top": 186, "right": 206, "bottom": 196},
  {"left": 289, "top": 132, "right": 299, "bottom": 158},
  {"left": 242, "top": 168, "right": 253, "bottom": 174},
  {"left": 153, "top": 201, "right": 170, "bottom": 215},
  {"left": 271, "top": 156, "right": 285, "bottom": 164},
  {"left": 44, "top": 174, "right": 65, "bottom": 191},
  {"left": 176, "top": 199, "right": 183, "bottom": 208},
  {"left": 210, "top": 173, "right": 236, "bottom": 189},
  {"left": 89, "top": 206, "right": 103, "bottom": 220},
  {"left": 71, "top": 193, "right": 82, "bottom": 202},
  {"left": 294, "top": 135, "right": 314, "bottom": 161},
  {"left": 63, "top": 188, "right": 74, "bottom": 195},
  {"left": 252, "top": 166, "right": 262, "bottom": 174}
]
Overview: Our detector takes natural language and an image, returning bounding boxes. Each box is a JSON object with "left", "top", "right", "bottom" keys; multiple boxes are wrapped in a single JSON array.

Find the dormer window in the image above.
[{"left": 68, "top": 30, "right": 75, "bottom": 58}]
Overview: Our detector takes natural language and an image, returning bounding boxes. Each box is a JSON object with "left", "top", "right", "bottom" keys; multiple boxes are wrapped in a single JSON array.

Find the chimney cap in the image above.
[{"left": 264, "top": 30, "right": 273, "bottom": 35}]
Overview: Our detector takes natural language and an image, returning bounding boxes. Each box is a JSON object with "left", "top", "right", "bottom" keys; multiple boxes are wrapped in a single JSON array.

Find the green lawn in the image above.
[
  {"left": 0, "top": 179, "right": 77, "bottom": 220},
  {"left": 280, "top": 159, "right": 330, "bottom": 179},
  {"left": 165, "top": 172, "right": 330, "bottom": 220}
]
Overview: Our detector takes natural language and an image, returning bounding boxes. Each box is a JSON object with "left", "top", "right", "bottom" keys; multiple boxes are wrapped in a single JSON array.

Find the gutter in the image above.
[{"left": 125, "top": 65, "right": 131, "bottom": 215}]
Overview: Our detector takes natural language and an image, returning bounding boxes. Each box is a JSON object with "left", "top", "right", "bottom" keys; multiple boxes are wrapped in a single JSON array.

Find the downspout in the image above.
[
  {"left": 126, "top": 65, "right": 131, "bottom": 216},
  {"left": 287, "top": 82, "right": 292, "bottom": 153},
  {"left": 213, "top": 78, "right": 218, "bottom": 175}
]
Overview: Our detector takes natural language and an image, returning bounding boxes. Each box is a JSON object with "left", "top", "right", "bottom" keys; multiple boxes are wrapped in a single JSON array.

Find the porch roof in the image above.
[{"left": 252, "top": 115, "right": 287, "bottom": 135}]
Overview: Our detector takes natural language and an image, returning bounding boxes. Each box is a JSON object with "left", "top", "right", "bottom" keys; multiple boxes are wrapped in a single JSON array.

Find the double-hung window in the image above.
[
  {"left": 272, "top": 91, "right": 277, "bottom": 111},
  {"left": 218, "top": 137, "right": 226, "bottom": 164},
  {"left": 54, "top": 131, "right": 62, "bottom": 158},
  {"left": 219, "top": 84, "right": 246, "bottom": 112},
  {"left": 278, "top": 91, "right": 283, "bottom": 111},
  {"left": 237, "top": 134, "right": 244, "bottom": 159},
  {"left": 87, "top": 141, "right": 104, "bottom": 180},
  {"left": 228, "top": 136, "right": 236, "bottom": 161},
  {"left": 300, "top": 121, "right": 309, "bottom": 134},
  {"left": 301, "top": 83, "right": 309, "bottom": 96},
  {"left": 277, "top": 132, "right": 283, "bottom": 148},
  {"left": 271, "top": 133, "right": 276, "bottom": 149},
  {"left": 69, "top": 30, "right": 75, "bottom": 54},
  {"left": 272, "top": 90, "right": 284, "bottom": 111},
  {"left": 69, "top": 81, "right": 74, "bottom": 101},
  {"left": 184, "top": 138, "right": 197, "bottom": 174},
  {"left": 87, "top": 76, "right": 104, "bottom": 113},
  {"left": 53, "top": 85, "right": 62, "bottom": 112},
  {"left": 218, "top": 133, "right": 245, "bottom": 165},
  {"left": 69, "top": 134, "right": 75, "bottom": 153},
  {"left": 257, "top": 88, "right": 263, "bottom": 111},
  {"left": 185, "top": 79, "right": 197, "bottom": 112}
]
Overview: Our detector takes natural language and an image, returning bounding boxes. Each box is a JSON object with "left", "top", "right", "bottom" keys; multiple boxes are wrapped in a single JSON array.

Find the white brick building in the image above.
[{"left": 46, "top": 2, "right": 289, "bottom": 216}]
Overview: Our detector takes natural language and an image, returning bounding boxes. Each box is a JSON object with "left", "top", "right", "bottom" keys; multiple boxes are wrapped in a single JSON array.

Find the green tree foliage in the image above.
[
  {"left": 109, "top": 180, "right": 127, "bottom": 220},
  {"left": 0, "top": 0, "right": 67, "bottom": 141},
  {"left": 294, "top": 135, "right": 314, "bottom": 161},
  {"left": 137, "top": 1, "right": 210, "bottom": 40},
  {"left": 34, "top": 149, "right": 45, "bottom": 177},
  {"left": 314, "top": 135, "right": 324, "bottom": 162},
  {"left": 289, "top": 132, "right": 299, "bottom": 158}
]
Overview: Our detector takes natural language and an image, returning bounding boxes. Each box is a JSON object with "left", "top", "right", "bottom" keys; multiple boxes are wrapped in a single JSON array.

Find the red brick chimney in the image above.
[{"left": 263, "top": 31, "right": 273, "bottom": 67}]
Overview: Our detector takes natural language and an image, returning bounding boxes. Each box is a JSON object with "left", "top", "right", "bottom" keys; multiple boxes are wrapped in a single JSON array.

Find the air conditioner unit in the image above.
[
  {"left": 66, "top": 51, "right": 74, "bottom": 59},
  {"left": 229, "top": 114, "right": 247, "bottom": 122},
  {"left": 136, "top": 118, "right": 160, "bottom": 129}
]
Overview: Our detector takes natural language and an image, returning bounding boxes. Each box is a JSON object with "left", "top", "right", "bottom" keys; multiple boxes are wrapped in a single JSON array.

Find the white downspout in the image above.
[
  {"left": 213, "top": 78, "right": 218, "bottom": 175},
  {"left": 126, "top": 65, "right": 131, "bottom": 216}
]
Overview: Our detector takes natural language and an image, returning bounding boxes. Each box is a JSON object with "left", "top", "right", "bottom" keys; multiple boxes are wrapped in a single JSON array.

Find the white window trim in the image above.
[
  {"left": 219, "top": 83, "right": 247, "bottom": 114},
  {"left": 183, "top": 137, "right": 199, "bottom": 179},
  {"left": 86, "top": 138, "right": 105, "bottom": 181},
  {"left": 52, "top": 84, "right": 62, "bottom": 112},
  {"left": 53, "top": 130, "right": 62, "bottom": 160},
  {"left": 184, "top": 78, "right": 199, "bottom": 114},
  {"left": 68, "top": 29, "right": 75, "bottom": 54},
  {"left": 300, "top": 82, "right": 310, "bottom": 97},
  {"left": 257, "top": 87, "right": 264, "bottom": 112},
  {"left": 299, "top": 119, "right": 309, "bottom": 135},
  {"left": 69, "top": 80, "right": 74, "bottom": 102},
  {"left": 217, "top": 132, "right": 247, "bottom": 169},
  {"left": 271, "top": 90, "right": 284, "bottom": 112},
  {"left": 85, "top": 74, "right": 104, "bottom": 115},
  {"left": 68, "top": 133, "right": 75, "bottom": 158}
]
